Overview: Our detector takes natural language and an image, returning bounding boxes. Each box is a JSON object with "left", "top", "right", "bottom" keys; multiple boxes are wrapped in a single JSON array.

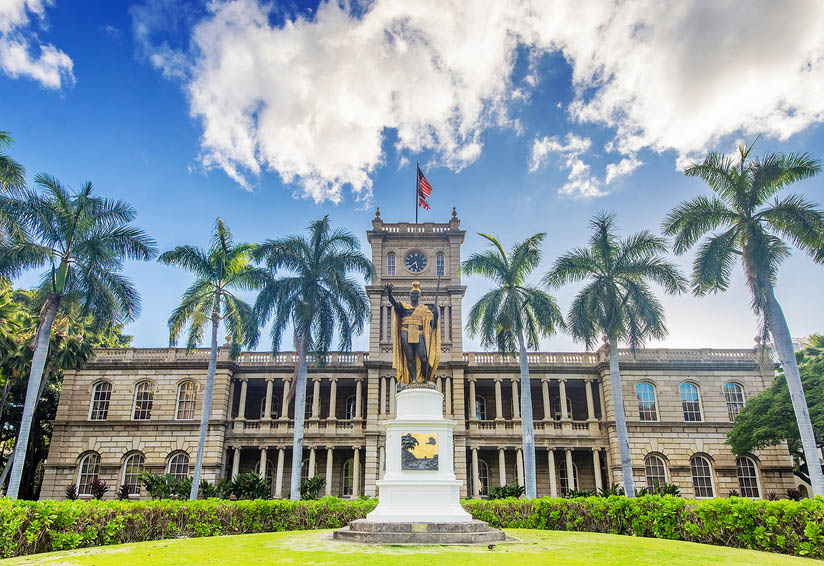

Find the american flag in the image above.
[{"left": 417, "top": 165, "right": 433, "bottom": 210}]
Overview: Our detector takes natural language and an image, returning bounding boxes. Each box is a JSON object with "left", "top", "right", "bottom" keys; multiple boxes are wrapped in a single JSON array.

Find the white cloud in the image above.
[
  {"left": 137, "top": 0, "right": 824, "bottom": 202},
  {"left": 529, "top": 133, "right": 606, "bottom": 198},
  {"left": 0, "top": 0, "right": 73, "bottom": 89}
]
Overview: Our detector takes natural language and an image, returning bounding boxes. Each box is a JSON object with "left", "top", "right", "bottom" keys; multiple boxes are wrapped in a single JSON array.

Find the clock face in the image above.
[{"left": 404, "top": 251, "right": 427, "bottom": 273}]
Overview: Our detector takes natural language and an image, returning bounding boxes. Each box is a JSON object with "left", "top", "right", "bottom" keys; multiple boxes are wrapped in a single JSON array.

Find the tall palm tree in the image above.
[
  {"left": 544, "top": 213, "right": 686, "bottom": 497},
  {"left": 0, "top": 131, "right": 25, "bottom": 193},
  {"left": 0, "top": 132, "right": 26, "bottom": 249},
  {"left": 160, "top": 219, "right": 263, "bottom": 500},
  {"left": 0, "top": 174, "right": 156, "bottom": 499},
  {"left": 253, "top": 216, "right": 372, "bottom": 500},
  {"left": 663, "top": 142, "right": 824, "bottom": 496},
  {"left": 462, "top": 233, "right": 563, "bottom": 499}
]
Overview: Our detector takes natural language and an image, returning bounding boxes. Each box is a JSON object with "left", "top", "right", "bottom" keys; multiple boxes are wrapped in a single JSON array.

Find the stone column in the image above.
[
  {"left": 494, "top": 379, "right": 504, "bottom": 420},
  {"left": 238, "top": 378, "right": 248, "bottom": 419},
  {"left": 263, "top": 378, "right": 274, "bottom": 420},
  {"left": 592, "top": 448, "right": 603, "bottom": 492},
  {"left": 378, "top": 444, "right": 385, "bottom": 480},
  {"left": 559, "top": 379, "right": 569, "bottom": 420},
  {"left": 389, "top": 377, "right": 397, "bottom": 417},
  {"left": 541, "top": 378, "right": 550, "bottom": 420},
  {"left": 325, "top": 447, "right": 334, "bottom": 496},
  {"left": 231, "top": 446, "right": 241, "bottom": 478},
  {"left": 353, "top": 447, "right": 361, "bottom": 497},
  {"left": 355, "top": 379, "right": 363, "bottom": 419},
  {"left": 471, "top": 447, "right": 480, "bottom": 498},
  {"left": 548, "top": 449, "right": 558, "bottom": 498},
  {"left": 469, "top": 379, "right": 478, "bottom": 421},
  {"left": 598, "top": 381, "right": 606, "bottom": 420},
  {"left": 311, "top": 379, "right": 321, "bottom": 419},
  {"left": 378, "top": 377, "right": 385, "bottom": 416},
  {"left": 516, "top": 448, "right": 525, "bottom": 488},
  {"left": 308, "top": 447, "right": 316, "bottom": 478},
  {"left": 328, "top": 378, "right": 337, "bottom": 420},
  {"left": 280, "top": 379, "right": 291, "bottom": 420},
  {"left": 227, "top": 379, "right": 236, "bottom": 419},
  {"left": 498, "top": 448, "right": 507, "bottom": 486},
  {"left": 444, "top": 377, "right": 452, "bottom": 416},
  {"left": 275, "top": 447, "right": 285, "bottom": 498},
  {"left": 565, "top": 448, "right": 575, "bottom": 491},
  {"left": 511, "top": 379, "right": 520, "bottom": 420},
  {"left": 259, "top": 447, "right": 268, "bottom": 476},
  {"left": 436, "top": 376, "right": 443, "bottom": 394},
  {"left": 585, "top": 378, "right": 596, "bottom": 421}
]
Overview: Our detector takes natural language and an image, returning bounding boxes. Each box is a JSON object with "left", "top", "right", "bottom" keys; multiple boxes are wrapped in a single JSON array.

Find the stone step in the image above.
[
  {"left": 332, "top": 520, "right": 507, "bottom": 544},
  {"left": 347, "top": 519, "right": 493, "bottom": 533}
]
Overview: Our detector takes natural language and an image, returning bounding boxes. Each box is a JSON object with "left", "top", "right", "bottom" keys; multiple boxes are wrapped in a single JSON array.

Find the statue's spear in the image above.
[{"left": 425, "top": 272, "right": 442, "bottom": 381}]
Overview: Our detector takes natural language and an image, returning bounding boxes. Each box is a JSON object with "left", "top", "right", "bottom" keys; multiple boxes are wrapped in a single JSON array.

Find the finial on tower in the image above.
[
  {"left": 375, "top": 207, "right": 381, "bottom": 218},
  {"left": 452, "top": 206, "right": 457, "bottom": 218}
]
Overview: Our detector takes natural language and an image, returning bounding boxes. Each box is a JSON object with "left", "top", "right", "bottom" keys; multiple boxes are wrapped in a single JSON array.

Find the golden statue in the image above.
[{"left": 385, "top": 281, "right": 440, "bottom": 384}]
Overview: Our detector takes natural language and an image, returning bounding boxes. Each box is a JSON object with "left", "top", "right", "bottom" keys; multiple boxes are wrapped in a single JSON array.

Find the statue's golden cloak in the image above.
[{"left": 392, "top": 303, "right": 440, "bottom": 384}]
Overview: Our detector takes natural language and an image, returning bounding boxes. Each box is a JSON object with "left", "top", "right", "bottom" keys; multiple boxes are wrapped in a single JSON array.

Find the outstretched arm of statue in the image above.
[{"left": 385, "top": 283, "right": 402, "bottom": 313}]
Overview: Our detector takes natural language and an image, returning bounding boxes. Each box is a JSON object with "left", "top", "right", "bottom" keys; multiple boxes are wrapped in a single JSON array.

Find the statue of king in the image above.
[{"left": 385, "top": 281, "right": 440, "bottom": 384}]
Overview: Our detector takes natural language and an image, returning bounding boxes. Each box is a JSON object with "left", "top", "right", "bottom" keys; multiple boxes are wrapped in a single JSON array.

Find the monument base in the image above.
[{"left": 332, "top": 519, "right": 505, "bottom": 544}]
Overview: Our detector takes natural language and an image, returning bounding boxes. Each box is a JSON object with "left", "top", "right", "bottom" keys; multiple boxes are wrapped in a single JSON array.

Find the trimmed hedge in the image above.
[{"left": 0, "top": 495, "right": 822, "bottom": 559}]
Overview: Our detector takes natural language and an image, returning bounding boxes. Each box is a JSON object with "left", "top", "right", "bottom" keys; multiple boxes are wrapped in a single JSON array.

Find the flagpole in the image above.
[{"left": 415, "top": 160, "right": 418, "bottom": 224}]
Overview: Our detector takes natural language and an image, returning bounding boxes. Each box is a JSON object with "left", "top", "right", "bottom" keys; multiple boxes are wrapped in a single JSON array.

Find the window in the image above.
[
  {"left": 305, "top": 395, "right": 313, "bottom": 420},
  {"left": 680, "top": 382, "right": 702, "bottom": 422},
  {"left": 167, "top": 452, "right": 190, "bottom": 480},
  {"left": 89, "top": 381, "right": 112, "bottom": 420},
  {"left": 122, "top": 453, "right": 145, "bottom": 496},
  {"left": 474, "top": 396, "right": 487, "bottom": 420},
  {"left": 386, "top": 253, "right": 396, "bottom": 275},
  {"left": 558, "top": 460, "right": 579, "bottom": 494},
  {"left": 552, "top": 397, "right": 573, "bottom": 420},
  {"left": 263, "top": 459, "right": 274, "bottom": 489},
  {"left": 475, "top": 460, "right": 489, "bottom": 497},
  {"left": 345, "top": 395, "right": 357, "bottom": 420},
  {"left": 635, "top": 382, "right": 658, "bottom": 421},
  {"left": 690, "top": 455, "right": 714, "bottom": 498},
  {"left": 724, "top": 383, "right": 746, "bottom": 421},
  {"left": 644, "top": 454, "right": 667, "bottom": 491},
  {"left": 176, "top": 381, "right": 197, "bottom": 420},
  {"left": 259, "top": 396, "right": 279, "bottom": 419},
  {"left": 341, "top": 459, "right": 354, "bottom": 497},
  {"left": 132, "top": 381, "right": 155, "bottom": 420},
  {"left": 77, "top": 453, "right": 100, "bottom": 496},
  {"left": 736, "top": 456, "right": 760, "bottom": 498},
  {"left": 301, "top": 458, "right": 311, "bottom": 481},
  {"left": 436, "top": 253, "right": 445, "bottom": 276}
]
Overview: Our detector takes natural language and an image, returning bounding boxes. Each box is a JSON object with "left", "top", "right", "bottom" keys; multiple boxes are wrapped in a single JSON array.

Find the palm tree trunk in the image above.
[
  {"left": 517, "top": 330, "right": 537, "bottom": 499},
  {"left": 608, "top": 338, "right": 635, "bottom": 497},
  {"left": 761, "top": 276, "right": 824, "bottom": 496},
  {"left": 0, "top": 446, "right": 14, "bottom": 491},
  {"left": 189, "top": 313, "right": 220, "bottom": 500},
  {"left": 0, "top": 376, "right": 12, "bottom": 423},
  {"left": 290, "top": 328, "right": 308, "bottom": 500},
  {"left": 6, "top": 292, "right": 59, "bottom": 500}
]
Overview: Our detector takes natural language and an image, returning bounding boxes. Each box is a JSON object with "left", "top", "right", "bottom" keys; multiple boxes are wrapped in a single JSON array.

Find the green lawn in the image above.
[{"left": 0, "top": 529, "right": 818, "bottom": 566}]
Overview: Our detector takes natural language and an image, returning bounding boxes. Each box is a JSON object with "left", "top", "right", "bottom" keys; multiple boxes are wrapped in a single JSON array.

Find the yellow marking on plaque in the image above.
[
  {"left": 411, "top": 523, "right": 428, "bottom": 533},
  {"left": 407, "top": 433, "right": 438, "bottom": 459}
]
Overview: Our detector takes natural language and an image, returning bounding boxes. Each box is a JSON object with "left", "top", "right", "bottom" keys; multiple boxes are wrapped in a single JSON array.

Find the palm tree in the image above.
[
  {"left": 663, "top": 142, "right": 824, "bottom": 496},
  {"left": 462, "top": 233, "right": 563, "bottom": 499},
  {"left": 160, "top": 219, "right": 263, "bottom": 500},
  {"left": 0, "top": 131, "right": 25, "bottom": 193},
  {"left": 253, "top": 216, "right": 372, "bottom": 500},
  {"left": 0, "top": 174, "right": 156, "bottom": 499},
  {"left": 544, "top": 213, "right": 686, "bottom": 497}
]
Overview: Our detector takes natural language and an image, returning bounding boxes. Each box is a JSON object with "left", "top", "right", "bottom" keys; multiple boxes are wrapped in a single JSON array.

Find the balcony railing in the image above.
[{"left": 468, "top": 419, "right": 603, "bottom": 436}]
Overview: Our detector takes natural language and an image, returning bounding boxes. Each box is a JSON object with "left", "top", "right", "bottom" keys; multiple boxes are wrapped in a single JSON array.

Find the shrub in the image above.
[
  {"left": 300, "top": 476, "right": 326, "bottom": 500},
  {"left": 199, "top": 478, "right": 232, "bottom": 499},
  {"left": 565, "top": 489, "right": 593, "bottom": 498},
  {"left": 728, "top": 489, "right": 740, "bottom": 497},
  {"left": 116, "top": 484, "right": 131, "bottom": 501},
  {"left": 488, "top": 483, "right": 525, "bottom": 499},
  {"left": 89, "top": 478, "right": 109, "bottom": 500},
  {"left": 64, "top": 484, "right": 78, "bottom": 501},
  {"left": 786, "top": 488, "right": 804, "bottom": 501},
  {"left": 231, "top": 472, "right": 269, "bottom": 500},
  {"left": 141, "top": 473, "right": 192, "bottom": 500},
  {"left": 597, "top": 483, "right": 624, "bottom": 497},
  {"left": 767, "top": 491, "right": 779, "bottom": 501}
]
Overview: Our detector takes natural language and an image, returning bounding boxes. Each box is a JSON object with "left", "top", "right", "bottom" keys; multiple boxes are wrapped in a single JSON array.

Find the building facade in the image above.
[{"left": 41, "top": 211, "right": 797, "bottom": 500}]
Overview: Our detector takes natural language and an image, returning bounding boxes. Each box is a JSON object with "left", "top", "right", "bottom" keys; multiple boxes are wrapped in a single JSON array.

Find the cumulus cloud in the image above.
[
  {"left": 135, "top": 0, "right": 824, "bottom": 202},
  {"left": 0, "top": 0, "right": 73, "bottom": 89},
  {"left": 530, "top": 133, "right": 606, "bottom": 198}
]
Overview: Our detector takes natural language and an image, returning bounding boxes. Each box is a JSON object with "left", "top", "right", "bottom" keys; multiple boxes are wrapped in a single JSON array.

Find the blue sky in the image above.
[{"left": 2, "top": 0, "right": 823, "bottom": 352}]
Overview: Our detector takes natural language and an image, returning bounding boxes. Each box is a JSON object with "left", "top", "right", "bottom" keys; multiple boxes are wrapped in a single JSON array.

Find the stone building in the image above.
[{"left": 40, "top": 212, "right": 797, "bottom": 500}]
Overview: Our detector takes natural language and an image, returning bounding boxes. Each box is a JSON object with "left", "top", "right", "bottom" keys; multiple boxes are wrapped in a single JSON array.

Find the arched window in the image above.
[
  {"left": 635, "top": 382, "right": 658, "bottom": 421},
  {"left": 341, "top": 459, "right": 354, "bottom": 497},
  {"left": 552, "top": 397, "right": 573, "bottom": 420},
  {"left": 167, "top": 452, "right": 190, "bottom": 480},
  {"left": 475, "top": 460, "right": 490, "bottom": 496},
  {"left": 436, "top": 253, "right": 445, "bottom": 276},
  {"left": 345, "top": 395, "right": 357, "bottom": 420},
  {"left": 122, "top": 453, "right": 145, "bottom": 495},
  {"left": 89, "top": 381, "right": 112, "bottom": 421},
  {"left": 644, "top": 454, "right": 667, "bottom": 491},
  {"left": 475, "top": 396, "right": 487, "bottom": 420},
  {"left": 132, "top": 381, "right": 155, "bottom": 420},
  {"left": 736, "top": 456, "right": 760, "bottom": 498},
  {"left": 175, "top": 381, "right": 197, "bottom": 420},
  {"left": 77, "top": 452, "right": 100, "bottom": 496},
  {"left": 690, "top": 455, "right": 714, "bottom": 498},
  {"left": 558, "top": 460, "right": 579, "bottom": 494},
  {"left": 386, "top": 253, "right": 396, "bottom": 275},
  {"left": 724, "top": 383, "right": 746, "bottom": 421},
  {"left": 680, "top": 382, "right": 702, "bottom": 422}
]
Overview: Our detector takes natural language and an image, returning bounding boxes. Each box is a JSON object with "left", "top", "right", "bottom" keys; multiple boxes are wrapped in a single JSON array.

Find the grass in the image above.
[{"left": 0, "top": 529, "right": 818, "bottom": 566}]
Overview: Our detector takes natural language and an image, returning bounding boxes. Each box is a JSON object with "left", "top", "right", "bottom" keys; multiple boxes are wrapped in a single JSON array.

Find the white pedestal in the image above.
[{"left": 366, "top": 387, "right": 471, "bottom": 523}]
